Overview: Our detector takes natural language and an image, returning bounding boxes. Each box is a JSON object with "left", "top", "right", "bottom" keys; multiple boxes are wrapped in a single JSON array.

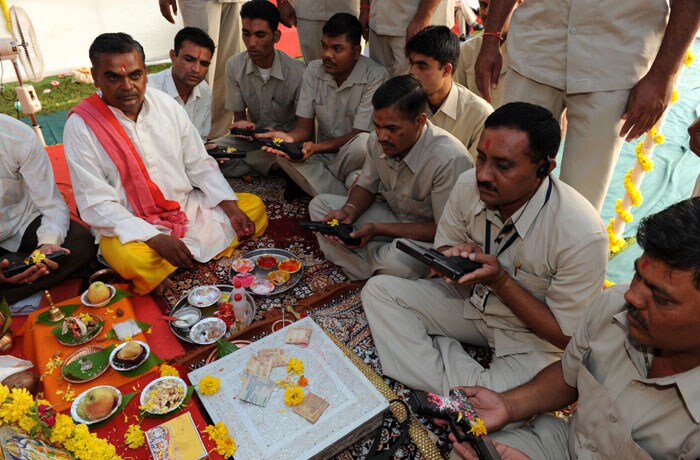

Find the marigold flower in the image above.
[
  {"left": 124, "top": 424, "right": 145, "bottom": 449},
  {"left": 204, "top": 421, "right": 237, "bottom": 457},
  {"left": 287, "top": 357, "right": 304, "bottom": 375},
  {"left": 199, "top": 375, "right": 221, "bottom": 395},
  {"left": 159, "top": 363, "right": 180, "bottom": 377},
  {"left": 284, "top": 385, "right": 305, "bottom": 406}
]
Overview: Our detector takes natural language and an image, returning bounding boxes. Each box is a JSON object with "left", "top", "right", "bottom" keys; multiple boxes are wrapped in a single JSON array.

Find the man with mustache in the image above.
[
  {"left": 63, "top": 33, "right": 268, "bottom": 295},
  {"left": 363, "top": 102, "right": 607, "bottom": 395},
  {"left": 148, "top": 27, "right": 215, "bottom": 142},
  {"left": 452, "top": 198, "right": 700, "bottom": 460},
  {"left": 216, "top": 0, "right": 305, "bottom": 178},
  {"left": 259, "top": 13, "right": 388, "bottom": 197},
  {"left": 309, "top": 75, "right": 471, "bottom": 280}
]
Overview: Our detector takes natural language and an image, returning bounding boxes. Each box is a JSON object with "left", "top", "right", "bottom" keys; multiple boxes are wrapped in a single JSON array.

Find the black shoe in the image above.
[{"left": 283, "top": 180, "right": 308, "bottom": 201}]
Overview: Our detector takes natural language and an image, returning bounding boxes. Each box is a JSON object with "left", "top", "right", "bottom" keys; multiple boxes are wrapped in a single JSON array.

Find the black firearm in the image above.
[
  {"left": 205, "top": 146, "right": 247, "bottom": 159},
  {"left": 257, "top": 138, "right": 304, "bottom": 161},
  {"left": 2, "top": 250, "right": 68, "bottom": 278},
  {"left": 407, "top": 389, "right": 501, "bottom": 460},
  {"left": 230, "top": 127, "right": 270, "bottom": 137},
  {"left": 299, "top": 220, "right": 362, "bottom": 246},
  {"left": 397, "top": 239, "right": 482, "bottom": 280}
]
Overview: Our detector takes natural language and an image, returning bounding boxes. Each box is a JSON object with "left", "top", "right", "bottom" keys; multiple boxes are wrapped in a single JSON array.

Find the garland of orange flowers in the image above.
[{"left": 608, "top": 49, "right": 694, "bottom": 254}]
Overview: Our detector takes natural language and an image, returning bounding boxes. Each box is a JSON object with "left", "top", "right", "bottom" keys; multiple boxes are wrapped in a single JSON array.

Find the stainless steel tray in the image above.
[{"left": 229, "top": 248, "right": 303, "bottom": 296}]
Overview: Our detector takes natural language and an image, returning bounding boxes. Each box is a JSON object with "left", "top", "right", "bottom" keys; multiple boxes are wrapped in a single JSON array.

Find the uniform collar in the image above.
[
  {"left": 244, "top": 50, "right": 285, "bottom": 80},
  {"left": 613, "top": 311, "right": 700, "bottom": 423},
  {"left": 429, "top": 82, "right": 459, "bottom": 121},
  {"left": 379, "top": 121, "right": 431, "bottom": 173},
  {"left": 321, "top": 55, "right": 368, "bottom": 90},
  {"left": 163, "top": 67, "right": 202, "bottom": 102}
]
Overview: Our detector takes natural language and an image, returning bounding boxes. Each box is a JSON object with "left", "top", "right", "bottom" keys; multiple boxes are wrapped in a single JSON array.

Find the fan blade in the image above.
[{"left": 9, "top": 6, "right": 45, "bottom": 82}]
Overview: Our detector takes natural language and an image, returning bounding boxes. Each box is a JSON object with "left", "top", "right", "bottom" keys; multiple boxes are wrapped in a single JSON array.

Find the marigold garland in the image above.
[
  {"left": 623, "top": 169, "right": 642, "bottom": 207},
  {"left": 199, "top": 375, "right": 221, "bottom": 395},
  {"left": 685, "top": 49, "right": 695, "bottom": 67},
  {"left": 204, "top": 421, "right": 237, "bottom": 457},
  {"left": 615, "top": 199, "right": 633, "bottom": 223},
  {"left": 287, "top": 357, "right": 304, "bottom": 375},
  {"left": 0, "top": 0, "right": 10, "bottom": 34},
  {"left": 607, "top": 219, "right": 626, "bottom": 254},
  {"left": 0, "top": 383, "right": 121, "bottom": 459}
]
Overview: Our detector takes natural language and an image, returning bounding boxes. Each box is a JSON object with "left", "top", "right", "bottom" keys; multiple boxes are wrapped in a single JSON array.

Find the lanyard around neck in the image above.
[{"left": 484, "top": 179, "right": 553, "bottom": 256}]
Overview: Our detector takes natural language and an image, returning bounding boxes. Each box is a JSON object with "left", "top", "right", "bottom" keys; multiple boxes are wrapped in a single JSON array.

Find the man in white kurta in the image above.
[{"left": 64, "top": 33, "right": 266, "bottom": 294}]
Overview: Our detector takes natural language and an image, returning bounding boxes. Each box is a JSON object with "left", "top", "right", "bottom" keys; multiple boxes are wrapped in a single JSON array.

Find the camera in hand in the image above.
[
  {"left": 257, "top": 138, "right": 304, "bottom": 161},
  {"left": 299, "top": 220, "right": 361, "bottom": 246},
  {"left": 2, "top": 250, "right": 67, "bottom": 278},
  {"left": 407, "top": 389, "right": 501, "bottom": 460},
  {"left": 396, "top": 239, "right": 482, "bottom": 280}
]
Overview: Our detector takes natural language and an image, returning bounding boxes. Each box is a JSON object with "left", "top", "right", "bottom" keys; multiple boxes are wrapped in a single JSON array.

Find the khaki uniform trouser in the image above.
[
  {"left": 362, "top": 275, "right": 561, "bottom": 395},
  {"left": 214, "top": 136, "right": 279, "bottom": 178},
  {"left": 448, "top": 414, "right": 571, "bottom": 460},
  {"left": 308, "top": 194, "right": 432, "bottom": 280},
  {"left": 368, "top": 28, "right": 409, "bottom": 77},
  {"left": 693, "top": 175, "right": 700, "bottom": 197},
  {"left": 504, "top": 70, "right": 630, "bottom": 211},
  {"left": 277, "top": 133, "right": 369, "bottom": 197},
  {"left": 178, "top": 0, "right": 244, "bottom": 139}
]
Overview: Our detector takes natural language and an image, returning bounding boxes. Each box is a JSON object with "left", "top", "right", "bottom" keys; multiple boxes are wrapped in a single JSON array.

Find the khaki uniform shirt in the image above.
[
  {"left": 434, "top": 170, "right": 608, "bottom": 356},
  {"left": 148, "top": 67, "right": 212, "bottom": 141},
  {"left": 356, "top": 121, "right": 472, "bottom": 224},
  {"left": 454, "top": 35, "right": 508, "bottom": 108},
  {"left": 428, "top": 82, "right": 492, "bottom": 157},
  {"left": 369, "top": 0, "right": 455, "bottom": 37},
  {"left": 292, "top": 0, "right": 359, "bottom": 21},
  {"left": 225, "top": 50, "right": 305, "bottom": 132},
  {"left": 562, "top": 285, "right": 700, "bottom": 459},
  {"left": 296, "top": 57, "right": 388, "bottom": 142},
  {"left": 508, "top": 0, "right": 670, "bottom": 93}
]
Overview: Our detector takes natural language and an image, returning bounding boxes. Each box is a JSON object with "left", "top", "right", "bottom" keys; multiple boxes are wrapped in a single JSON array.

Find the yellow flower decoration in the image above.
[
  {"left": 225, "top": 147, "right": 238, "bottom": 153},
  {"left": 159, "top": 363, "right": 180, "bottom": 378},
  {"left": 41, "top": 355, "right": 64, "bottom": 380},
  {"left": 648, "top": 126, "right": 657, "bottom": 138},
  {"left": 615, "top": 199, "right": 633, "bottom": 223},
  {"left": 50, "top": 413, "right": 76, "bottom": 444},
  {"left": 636, "top": 148, "right": 654, "bottom": 172},
  {"left": 199, "top": 375, "right": 221, "bottom": 395},
  {"left": 0, "top": 388, "right": 34, "bottom": 423},
  {"left": 469, "top": 417, "right": 488, "bottom": 436},
  {"left": 603, "top": 279, "right": 616, "bottom": 289},
  {"left": 623, "top": 169, "right": 642, "bottom": 207},
  {"left": 671, "top": 89, "right": 680, "bottom": 104},
  {"left": 0, "top": 383, "right": 9, "bottom": 403},
  {"left": 287, "top": 357, "right": 304, "bottom": 375},
  {"left": 28, "top": 250, "right": 46, "bottom": 264},
  {"left": 204, "top": 421, "right": 237, "bottom": 458},
  {"left": 79, "top": 313, "right": 93, "bottom": 324},
  {"left": 327, "top": 219, "right": 339, "bottom": 227},
  {"left": 1, "top": 0, "right": 10, "bottom": 34},
  {"left": 607, "top": 219, "right": 626, "bottom": 254},
  {"left": 272, "top": 137, "right": 284, "bottom": 147},
  {"left": 284, "top": 385, "right": 305, "bottom": 406},
  {"left": 653, "top": 134, "right": 665, "bottom": 145},
  {"left": 124, "top": 424, "right": 145, "bottom": 449},
  {"left": 685, "top": 49, "right": 695, "bottom": 67}
]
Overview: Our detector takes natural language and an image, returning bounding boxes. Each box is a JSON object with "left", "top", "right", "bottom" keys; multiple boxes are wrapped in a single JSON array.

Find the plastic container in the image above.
[{"left": 232, "top": 293, "right": 249, "bottom": 324}]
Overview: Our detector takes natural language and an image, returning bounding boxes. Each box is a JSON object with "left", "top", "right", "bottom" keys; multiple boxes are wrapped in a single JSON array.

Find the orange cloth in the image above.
[{"left": 19, "top": 289, "right": 153, "bottom": 413}]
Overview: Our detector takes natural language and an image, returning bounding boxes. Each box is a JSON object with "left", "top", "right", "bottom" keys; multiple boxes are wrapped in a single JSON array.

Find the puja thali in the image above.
[
  {"left": 169, "top": 285, "right": 256, "bottom": 344},
  {"left": 229, "top": 248, "right": 304, "bottom": 296}
]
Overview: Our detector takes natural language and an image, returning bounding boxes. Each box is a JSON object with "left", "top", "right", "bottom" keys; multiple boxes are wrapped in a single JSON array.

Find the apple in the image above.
[
  {"left": 87, "top": 281, "right": 111, "bottom": 304},
  {"left": 78, "top": 387, "right": 117, "bottom": 420}
]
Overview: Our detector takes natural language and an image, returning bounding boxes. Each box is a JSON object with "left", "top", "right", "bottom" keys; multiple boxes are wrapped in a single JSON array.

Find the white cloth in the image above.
[
  {"left": 63, "top": 88, "right": 239, "bottom": 262},
  {"left": 0, "top": 114, "right": 69, "bottom": 252},
  {"left": 148, "top": 67, "right": 212, "bottom": 142}
]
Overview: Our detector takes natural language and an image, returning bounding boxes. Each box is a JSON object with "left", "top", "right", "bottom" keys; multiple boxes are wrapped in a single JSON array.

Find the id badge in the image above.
[{"left": 469, "top": 283, "right": 490, "bottom": 312}]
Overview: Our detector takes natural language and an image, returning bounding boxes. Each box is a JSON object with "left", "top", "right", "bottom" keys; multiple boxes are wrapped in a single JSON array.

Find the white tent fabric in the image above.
[{"left": 0, "top": 0, "right": 184, "bottom": 82}]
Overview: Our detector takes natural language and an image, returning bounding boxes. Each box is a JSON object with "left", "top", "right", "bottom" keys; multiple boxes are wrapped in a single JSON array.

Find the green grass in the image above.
[{"left": 0, "top": 63, "right": 171, "bottom": 117}]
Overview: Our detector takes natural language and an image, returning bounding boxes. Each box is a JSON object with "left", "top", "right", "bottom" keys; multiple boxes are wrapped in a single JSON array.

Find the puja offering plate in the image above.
[
  {"left": 109, "top": 340, "right": 151, "bottom": 372},
  {"left": 140, "top": 376, "right": 188, "bottom": 415},
  {"left": 54, "top": 313, "right": 104, "bottom": 346},
  {"left": 187, "top": 285, "right": 221, "bottom": 308},
  {"left": 230, "top": 248, "right": 304, "bottom": 296},
  {"left": 61, "top": 345, "right": 109, "bottom": 384},
  {"left": 81, "top": 284, "right": 116, "bottom": 308},
  {"left": 70, "top": 385, "right": 122, "bottom": 425},
  {"left": 190, "top": 318, "right": 227, "bottom": 345},
  {"left": 169, "top": 285, "right": 256, "bottom": 344}
]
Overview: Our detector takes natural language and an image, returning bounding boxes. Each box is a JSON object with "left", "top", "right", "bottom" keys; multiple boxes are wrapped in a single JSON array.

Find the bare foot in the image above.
[{"left": 153, "top": 277, "right": 175, "bottom": 296}]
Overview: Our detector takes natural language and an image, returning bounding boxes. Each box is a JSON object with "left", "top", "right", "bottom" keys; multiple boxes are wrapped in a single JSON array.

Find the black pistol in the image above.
[
  {"left": 2, "top": 250, "right": 68, "bottom": 278},
  {"left": 397, "top": 239, "right": 482, "bottom": 280},
  {"left": 299, "top": 220, "right": 362, "bottom": 246},
  {"left": 408, "top": 389, "right": 501, "bottom": 460},
  {"left": 257, "top": 138, "right": 304, "bottom": 161}
]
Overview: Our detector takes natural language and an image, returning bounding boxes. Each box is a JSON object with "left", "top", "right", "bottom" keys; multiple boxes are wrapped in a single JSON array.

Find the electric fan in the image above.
[{"left": 0, "top": 6, "right": 46, "bottom": 144}]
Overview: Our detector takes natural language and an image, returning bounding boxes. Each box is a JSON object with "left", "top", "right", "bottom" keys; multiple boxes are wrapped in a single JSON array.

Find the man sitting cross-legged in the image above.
[
  {"left": 260, "top": 13, "right": 388, "bottom": 197},
  {"left": 217, "top": 0, "right": 306, "bottom": 178},
  {"left": 309, "top": 75, "right": 472, "bottom": 281},
  {"left": 405, "top": 25, "right": 493, "bottom": 159},
  {"left": 363, "top": 102, "right": 608, "bottom": 395},
  {"left": 452, "top": 198, "right": 700, "bottom": 460},
  {"left": 64, "top": 33, "right": 268, "bottom": 295}
]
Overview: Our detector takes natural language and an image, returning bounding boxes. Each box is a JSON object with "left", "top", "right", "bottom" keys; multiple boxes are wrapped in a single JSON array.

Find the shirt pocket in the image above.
[
  {"left": 270, "top": 97, "right": 295, "bottom": 128},
  {"left": 381, "top": 190, "right": 433, "bottom": 222},
  {"left": 513, "top": 268, "right": 550, "bottom": 302}
]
